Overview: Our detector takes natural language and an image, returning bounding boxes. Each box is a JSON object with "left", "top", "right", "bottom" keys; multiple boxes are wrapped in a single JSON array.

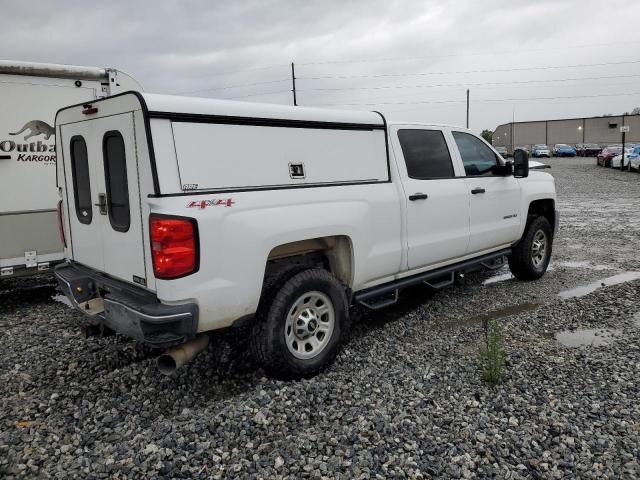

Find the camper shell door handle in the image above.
[{"left": 95, "top": 193, "right": 107, "bottom": 215}]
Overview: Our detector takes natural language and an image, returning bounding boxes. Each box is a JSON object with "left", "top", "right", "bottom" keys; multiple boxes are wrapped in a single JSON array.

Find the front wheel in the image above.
[
  {"left": 508, "top": 216, "right": 553, "bottom": 281},
  {"left": 250, "top": 268, "right": 348, "bottom": 379}
]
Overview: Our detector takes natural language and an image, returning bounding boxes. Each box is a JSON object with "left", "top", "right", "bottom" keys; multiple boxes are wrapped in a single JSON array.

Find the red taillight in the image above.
[
  {"left": 150, "top": 215, "right": 198, "bottom": 279},
  {"left": 57, "top": 200, "right": 66, "bottom": 247}
]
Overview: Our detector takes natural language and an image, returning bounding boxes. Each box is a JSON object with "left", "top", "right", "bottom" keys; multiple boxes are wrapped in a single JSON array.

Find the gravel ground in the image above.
[{"left": 1, "top": 157, "right": 640, "bottom": 479}]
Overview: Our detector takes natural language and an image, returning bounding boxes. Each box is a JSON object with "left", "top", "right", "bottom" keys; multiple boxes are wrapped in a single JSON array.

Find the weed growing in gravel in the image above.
[{"left": 478, "top": 319, "right": 506, "bottom": 387}]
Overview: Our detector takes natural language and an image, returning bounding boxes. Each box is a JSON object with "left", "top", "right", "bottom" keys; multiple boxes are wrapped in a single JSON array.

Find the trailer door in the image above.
[{"left": 60, "top": 113, "right": 146, "bottom": 285}]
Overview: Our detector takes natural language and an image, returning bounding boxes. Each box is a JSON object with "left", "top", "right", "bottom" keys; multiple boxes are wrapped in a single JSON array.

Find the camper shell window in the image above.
[
  {"left": 69, "top": 136, "right": 92, "bottom": 225},
  {"left": 102, "top": 131, "right": 130, "bottom": 232}
]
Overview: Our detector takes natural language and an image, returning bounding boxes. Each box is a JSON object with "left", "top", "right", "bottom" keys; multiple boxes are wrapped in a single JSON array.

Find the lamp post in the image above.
[{"left": 578, "top": 125, "right": 583, "bottom": 154}]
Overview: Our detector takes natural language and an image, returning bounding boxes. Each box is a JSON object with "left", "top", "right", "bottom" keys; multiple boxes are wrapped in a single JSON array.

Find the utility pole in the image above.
[
  {"left": 621, "top": 115, "right": 626, "bottom": 171},
  {"left": 466, "top": 89, "right": 469, "bottom": 128},
  {"left": 291, "top": 62, "right": 297, "bottom": 106}
]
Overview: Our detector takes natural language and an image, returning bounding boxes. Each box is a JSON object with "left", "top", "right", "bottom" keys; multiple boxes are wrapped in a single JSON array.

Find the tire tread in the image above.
[
  {"left": 250, "top": 268, "right": 348, "bottom": 379},
  {"left": 508, "top": 216, "right": 553, "bottom": 281}
]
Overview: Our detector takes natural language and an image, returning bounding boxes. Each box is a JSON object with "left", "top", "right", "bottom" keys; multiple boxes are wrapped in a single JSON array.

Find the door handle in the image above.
[
  {"left": 94, "top": 193, "right": 107, "bottom": 215},
  {"left": 471, "top": 187, "right": 486, "bottom": 194},
  {"left": 409, "top": 193, "right": 429, "bottom": 201}
]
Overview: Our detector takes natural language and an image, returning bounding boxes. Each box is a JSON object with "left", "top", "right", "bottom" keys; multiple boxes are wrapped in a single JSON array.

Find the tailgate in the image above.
[{"left": 59, "top": 111, "right": 148, "bottom": 287}]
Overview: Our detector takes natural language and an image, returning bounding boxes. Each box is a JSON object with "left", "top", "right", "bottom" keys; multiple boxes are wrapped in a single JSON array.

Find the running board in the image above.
[
  {"left": 481, "top": 255, "right": 508, "bottom": 271},
  {"left": 354, "top": 248, "right": 511, "bottom": 309},
  {"left": 358, "top": 289, "right": 399, "bottom": 310},
  {"left": 423, "top": 272, "right": 455, "bottom": 289}
]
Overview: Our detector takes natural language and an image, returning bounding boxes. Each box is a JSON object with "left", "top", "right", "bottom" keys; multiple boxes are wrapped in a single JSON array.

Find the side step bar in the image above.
[{"left": 354, "top": 248, "right": 511, "bottom": 310}]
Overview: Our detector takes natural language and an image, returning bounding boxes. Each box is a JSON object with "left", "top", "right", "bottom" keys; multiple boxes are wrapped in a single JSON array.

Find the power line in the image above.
[
  {"left": 296, "top": 73, "right": 640, "bottom": 93},
  {"left": 478, "top": 92, "right": 640, "bottom": 104},
  {"left": 297, "top": 40, "right": 640, "bottom": 66},
  {"left": 297, "top": 60, "right": 640, "bottom": 81},
  {"left": 385, "top": 96, "right": 639, "bottom": 114},
  {"left": 178, "top": 78, "right": 290, "bottom": 95},
  {"left": 311, "top": 79, "right": 640, "bottom": 104},
  {"left": 311, "top": 91, "right": 640, "bottom": 107},
  {"left": 222, "top": 90, "right": 292, "bottom": 100}
]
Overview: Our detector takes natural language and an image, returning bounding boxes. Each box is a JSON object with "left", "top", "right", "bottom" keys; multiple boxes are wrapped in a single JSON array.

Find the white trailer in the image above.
[{"left": 0, "top": 61, "right": 142, "bottom": 278}]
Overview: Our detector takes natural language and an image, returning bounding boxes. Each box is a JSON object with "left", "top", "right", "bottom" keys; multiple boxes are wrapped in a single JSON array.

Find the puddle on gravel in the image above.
[
  {"left": 449, "top": 301, "right": 542, "bottom": 329},
  {"left": 558, "top": 272, "right": 640, "bottom": 299},
  {"left": 482, "top": 302, "right": 541, "bottom": 321},
  {"left": 556, "top": 328, "right": 622, "bottom": 347},
  {"left": 51, "top": 294, "right": 73, "bottom": 308},
  {"left": 482, "top": 261, "right": 616, "bottom": 286},
  {"left": 553, "top": 261, "right": 614, "bottom": 271},
  {"left": 482, "top": 271, "right": 514, "bottom": 285}
]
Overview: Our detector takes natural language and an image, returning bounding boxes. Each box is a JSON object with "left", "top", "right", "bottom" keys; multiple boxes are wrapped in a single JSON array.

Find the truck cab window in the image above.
[
  {"left": 69, "top": 136, "right": 92, "bottom": 224},
  {"left": 452, "top": 131, "right": 499, "bottom": 176},
  {"left": 102, "top": 131, "right": 130, "bottom": 232},
  {"left": 398, "top": 129, "right": 454, "bottom": 179}
]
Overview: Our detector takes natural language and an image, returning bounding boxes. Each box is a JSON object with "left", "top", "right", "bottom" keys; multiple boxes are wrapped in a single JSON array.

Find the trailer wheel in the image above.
[
  {"left": 508, "top": 216, "right": 553, "bottom": 281},
  {"left": 250, "top": 268, "right": 348, "bottom": 379}
]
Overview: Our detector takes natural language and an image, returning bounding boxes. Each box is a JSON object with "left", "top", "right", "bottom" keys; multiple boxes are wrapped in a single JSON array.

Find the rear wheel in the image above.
[
  {"left": 250, "top": 268, "right": 348, "bottom": 379},
  {"left": 508, "top": 216, "right": 553, "bottom": 281}
]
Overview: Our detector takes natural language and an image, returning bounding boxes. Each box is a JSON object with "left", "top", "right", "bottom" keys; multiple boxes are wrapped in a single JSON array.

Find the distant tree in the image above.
[
  {"left": 632, "top": 107, "right": 640, "bottom": 115},
  {"left": 481, "top": 129, "right": 493, "bottom": 144}
]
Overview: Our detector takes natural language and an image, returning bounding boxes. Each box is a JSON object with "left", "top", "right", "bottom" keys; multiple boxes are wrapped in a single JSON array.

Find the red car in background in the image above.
[{"left": 597, "top": 146, "right": 622, "bottom": 167}]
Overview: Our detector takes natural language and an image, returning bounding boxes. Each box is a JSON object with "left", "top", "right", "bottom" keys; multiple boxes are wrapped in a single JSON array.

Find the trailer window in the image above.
[
  {"left": 398, "top": 129, "right": 454, "bottom": 179},
  {"left": 69, "top": 136, "right": 92, "bottom": 224},
  {"left": 102, "top": 131, "right": 130, "bottom": 232}
]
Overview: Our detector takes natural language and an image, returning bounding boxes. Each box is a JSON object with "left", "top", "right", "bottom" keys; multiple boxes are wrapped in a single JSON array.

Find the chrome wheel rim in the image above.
[
  {"left": 531, "top": 230, "right": 547, "bottom": 268},
  {"left": 285, "top": 291, "right": 335, "bottom": 360}
]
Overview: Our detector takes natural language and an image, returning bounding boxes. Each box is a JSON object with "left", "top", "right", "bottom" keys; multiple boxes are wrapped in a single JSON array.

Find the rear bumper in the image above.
[{"left": 54, "top": 262, "right": 198, "bottom": 348}]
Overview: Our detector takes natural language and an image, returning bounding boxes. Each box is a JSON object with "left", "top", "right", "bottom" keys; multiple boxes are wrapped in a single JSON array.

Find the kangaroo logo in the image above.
[{"left": 10, "top": 120, "right": 55, "bottom": 141}]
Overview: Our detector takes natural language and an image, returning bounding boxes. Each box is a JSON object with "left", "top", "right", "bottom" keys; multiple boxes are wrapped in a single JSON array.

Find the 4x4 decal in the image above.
[{"left": 187, "top": 198, "right": 235, "bottom": 209}]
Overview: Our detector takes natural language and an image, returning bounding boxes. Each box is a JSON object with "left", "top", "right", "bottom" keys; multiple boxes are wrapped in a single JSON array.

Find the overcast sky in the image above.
[{"left": 3, "top": 0, "right": 640, "bottom": 132}]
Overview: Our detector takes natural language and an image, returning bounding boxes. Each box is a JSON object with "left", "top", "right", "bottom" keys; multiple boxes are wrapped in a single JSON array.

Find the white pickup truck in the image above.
[{"left": 54, "top": 92, "right": 557, "bottom": 378}]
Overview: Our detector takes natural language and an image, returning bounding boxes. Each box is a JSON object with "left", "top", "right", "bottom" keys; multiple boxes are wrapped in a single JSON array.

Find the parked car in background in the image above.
[
  {"left": 495, "top": 146, "right": 508, "bottom": 158},
  {"left": 578, "top": 143, "right": 602, "bottom": 157},
  {"left": 616, "top": 145, "right": 640, "bottom": 170},
  {"left": 597, "top": 146, "right": 623, "bottom": 167},
  {"left": 532, "top": 144, "right": 551, "bottom": 158},
  {"left": 553, "top": 144, "right": 577, "bottom": 157},
  {"left": 515, "top": 145, "right": 530, "bottom": 154},
  {"left": 629, "top": 146, "right": 640, "bottom": 171},
  {"left": 611, "top": 148, "right": 632, "bottom": 169}
]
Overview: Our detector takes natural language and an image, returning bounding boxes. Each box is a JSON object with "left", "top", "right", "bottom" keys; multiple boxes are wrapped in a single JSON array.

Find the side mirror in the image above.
[
  {"left": 513, "top": 149, "right": 529, "bottom": 178},
  {"left": 491, "top": 161, "right": 513, "bottom": 176}
]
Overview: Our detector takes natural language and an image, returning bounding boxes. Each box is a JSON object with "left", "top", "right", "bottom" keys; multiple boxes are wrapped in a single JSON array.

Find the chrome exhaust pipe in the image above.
[{"left": 157, "top": 334, "right": 209, "bottom": 375}]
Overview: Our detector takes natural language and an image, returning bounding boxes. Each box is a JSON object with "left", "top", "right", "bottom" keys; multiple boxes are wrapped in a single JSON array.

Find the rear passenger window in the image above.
[
  {"left": 102, "top": 131, "right": 130, "bottom": 232},
  {"left": 69, "top": 136, "right": 92, "bottom": 224},
  {"left": 452, "top": 131, "right": 499, "bottom": 176},
  {"left": 398, "top": 129, "right": 454, "bottom": 179}
]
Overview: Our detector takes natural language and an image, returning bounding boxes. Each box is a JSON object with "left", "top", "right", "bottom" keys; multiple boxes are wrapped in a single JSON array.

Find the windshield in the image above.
[
  {"left": 534, "top": 145, "right": 548, "bottom": 149},
  {"left": 556, "top": 144, "right": 569, "bottom": 148}
]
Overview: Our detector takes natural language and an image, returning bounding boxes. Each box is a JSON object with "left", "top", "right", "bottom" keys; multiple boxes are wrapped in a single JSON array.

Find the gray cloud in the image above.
[{"left": 2, "top": 0, "right": 639, "bottom": 131}]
